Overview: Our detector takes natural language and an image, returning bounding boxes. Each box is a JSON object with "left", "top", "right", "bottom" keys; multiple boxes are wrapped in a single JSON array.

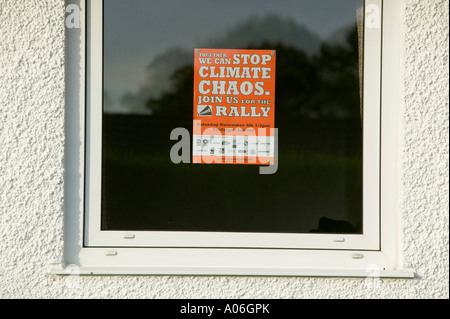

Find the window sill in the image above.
[
  {"left": 50, "top": 264, "right": 415, "bottom": 278},
  {"left": 50, "top": 247, "right": 415, "bottom": 278}
]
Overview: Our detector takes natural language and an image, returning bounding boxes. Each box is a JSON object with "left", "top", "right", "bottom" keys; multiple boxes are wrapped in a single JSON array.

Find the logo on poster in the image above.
[{"left": 197, "top": 105, "right": 213, "bottom": 116}]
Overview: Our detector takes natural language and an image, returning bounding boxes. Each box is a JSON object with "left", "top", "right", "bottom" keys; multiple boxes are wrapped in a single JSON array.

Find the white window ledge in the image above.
[
  {"left": 50, "top": 264, "right": 415, "bottom": 278},
  {"left": 49, "top": 247, "right": 415, "bottom": 278}
]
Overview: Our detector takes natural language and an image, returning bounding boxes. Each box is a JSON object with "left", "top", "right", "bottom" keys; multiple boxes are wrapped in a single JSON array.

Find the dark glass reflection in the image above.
[{"left": 102, "top": 0, "right": 364, "bottom": 234}]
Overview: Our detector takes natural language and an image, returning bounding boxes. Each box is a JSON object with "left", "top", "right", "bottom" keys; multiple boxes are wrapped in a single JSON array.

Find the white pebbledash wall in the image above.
[{"left": 0, "top": 0, "right": 448, "bottom": 298}]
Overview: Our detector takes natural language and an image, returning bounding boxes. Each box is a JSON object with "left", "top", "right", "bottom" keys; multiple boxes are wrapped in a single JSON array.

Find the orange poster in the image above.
[{"left": 193, "top": 48, "right": 276, "bottom": 165}]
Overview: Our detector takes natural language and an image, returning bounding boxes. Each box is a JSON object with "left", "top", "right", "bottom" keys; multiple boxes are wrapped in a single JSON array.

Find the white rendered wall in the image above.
[{"left": 0, "top": 0, "right": 448, "bottom": 298}]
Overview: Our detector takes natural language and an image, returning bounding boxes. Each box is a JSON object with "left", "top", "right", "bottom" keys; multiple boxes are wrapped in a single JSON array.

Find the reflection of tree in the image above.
[
  {"left": 146, "top": 65, "right": 194, "bottom": 118},
  {"left": 146, "top": 26, "right": 360, "bottom": 121},
  {"left": 313, "top": 26, "right": 360, "bottom": 120},
  {"left": 209, "top": 14, "right": 321, "bottom": 55},
  {"left": 123, "top": 14, "right": 322, "bottom": 113}
]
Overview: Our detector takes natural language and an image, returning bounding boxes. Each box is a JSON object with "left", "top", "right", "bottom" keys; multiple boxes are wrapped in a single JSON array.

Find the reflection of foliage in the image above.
[
  {"left": 209, "top": 14, "right": 321, "bottom": 55},
  {"left": 313, "top": 27, "right": 360, "bottom": 120},
  {"left": 125, "top": 14, "right": 322, "bottom": 113},
  {"left": 146, "top": 26, "right": 360, "bottom": 121},
  {"left": 146, "top": 66, "right": 194, "bottom": 118}
]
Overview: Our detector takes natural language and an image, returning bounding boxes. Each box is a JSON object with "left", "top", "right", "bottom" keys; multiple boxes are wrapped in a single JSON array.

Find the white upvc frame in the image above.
[
  {"left": 85, "top": 0, "right": 380, "bottom": 250},
  {"left": 57, "top": 0, "right": 415, "bottom": 278}
]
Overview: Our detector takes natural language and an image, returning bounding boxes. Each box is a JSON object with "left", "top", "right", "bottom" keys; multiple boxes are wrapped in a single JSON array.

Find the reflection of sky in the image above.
[{"left": 104, "top": 0, "right": 360, "bottom": 111}]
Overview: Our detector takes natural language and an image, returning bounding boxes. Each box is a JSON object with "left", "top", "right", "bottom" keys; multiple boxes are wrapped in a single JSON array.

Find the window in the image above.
[{"left": 59, "top": 0, "right": 414, "bottom": 277}]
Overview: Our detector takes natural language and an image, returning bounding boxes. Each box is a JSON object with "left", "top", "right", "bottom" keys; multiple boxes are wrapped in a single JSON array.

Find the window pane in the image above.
[{"left": 102, "top": 0, "right": 364, "bottom": 234}]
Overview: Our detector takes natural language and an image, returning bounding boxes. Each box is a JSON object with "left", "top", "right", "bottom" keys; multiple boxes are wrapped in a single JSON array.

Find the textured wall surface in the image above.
[
  {"left": 401, "top": 0, "right": 449, "bottom": 297},
  {"left": 0, "top": 0, "right": 448, "bottom": 298}
]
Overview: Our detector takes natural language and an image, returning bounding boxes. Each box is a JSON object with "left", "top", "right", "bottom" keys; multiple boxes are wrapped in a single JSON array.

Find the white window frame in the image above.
[{"left": 56, "top": 0, "right": 415, "bottom": 278}]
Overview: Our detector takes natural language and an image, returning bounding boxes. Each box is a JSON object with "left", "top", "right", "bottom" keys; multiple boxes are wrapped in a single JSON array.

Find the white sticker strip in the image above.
[{"left": 193, "top": 135, "right": 274, "bottom": 158}]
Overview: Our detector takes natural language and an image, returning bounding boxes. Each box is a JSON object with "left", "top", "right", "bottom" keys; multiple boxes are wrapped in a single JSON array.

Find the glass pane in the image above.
[{"left": 102, "top": 0, "right": 364, "bottom": 234}]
